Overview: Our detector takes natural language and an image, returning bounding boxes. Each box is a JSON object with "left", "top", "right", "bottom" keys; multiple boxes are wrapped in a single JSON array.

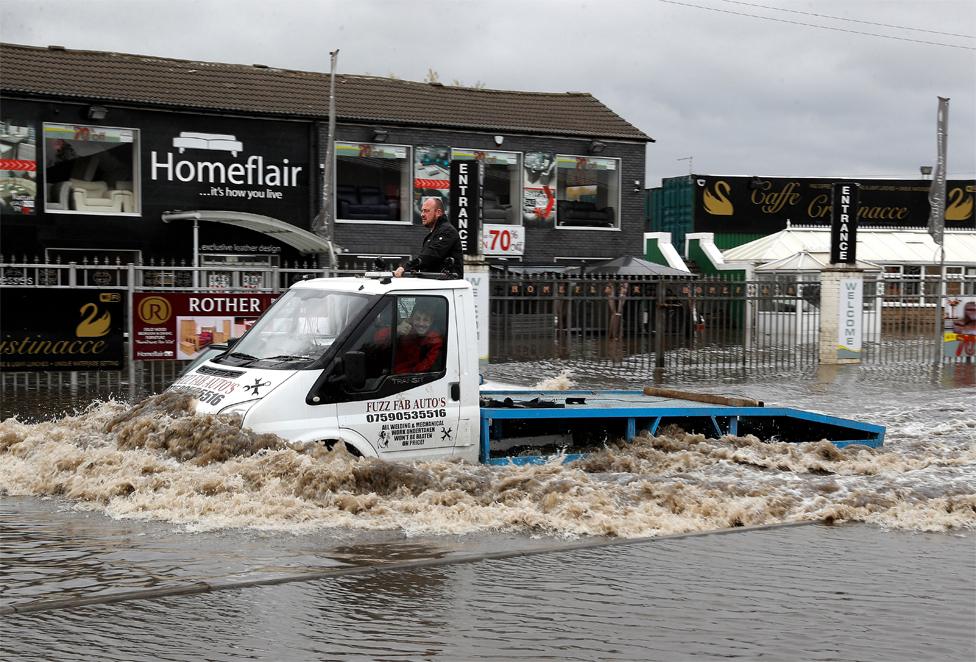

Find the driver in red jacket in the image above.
[{"left": 394, "top": 306, "right": 444, "bottom": 373}]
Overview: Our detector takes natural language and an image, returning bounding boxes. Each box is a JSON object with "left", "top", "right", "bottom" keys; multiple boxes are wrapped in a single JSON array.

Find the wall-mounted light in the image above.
[
  {"left": 919, "top": 165, "right": 933, "bottom": 179},
  {"left": 633, "top": 179, "right": 642, "bottom": 192},
  {"left": 589, "top": 140, "right": 606, "bottom": 154},
  {"left": 87, "top": 105, "right": 108, "bottom": 121},
  {"left": 373, "top": 128, "right": 389, "bottom": 143},
  {"left": 494, "top": 135, "right": 504, "bottom": 146}
]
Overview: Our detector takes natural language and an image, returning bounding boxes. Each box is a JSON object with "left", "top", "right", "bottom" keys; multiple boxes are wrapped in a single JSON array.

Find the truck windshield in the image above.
[{"left": 216, "top": 289, "right": 370, "bottom": 369}]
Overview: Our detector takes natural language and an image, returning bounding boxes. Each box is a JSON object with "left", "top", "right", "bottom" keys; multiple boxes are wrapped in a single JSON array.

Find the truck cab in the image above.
[{"left": 168, "top": 276, "right": 481, "bottom": 462}]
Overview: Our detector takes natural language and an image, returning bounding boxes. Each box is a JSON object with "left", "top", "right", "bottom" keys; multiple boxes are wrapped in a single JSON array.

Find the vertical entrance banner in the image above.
[
  {"left": 830, "top": 183, "right": 859, "bottom": 264},
  {"left": 450, "top": 160, "right": 480, "bottom": 255},
  {"left": 837, "top": 278, "right": 863, "bottom": 360}
]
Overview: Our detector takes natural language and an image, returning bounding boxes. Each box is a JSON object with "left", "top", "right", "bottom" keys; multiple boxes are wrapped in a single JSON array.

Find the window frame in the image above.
[
  {"left": 553, "top": 154, "right": 622, "bottom": 232},
  {"left": 452, "top": 147, "right": 523, "bottom": 227},
  {"left": 334, "top": 141, "right": 414, "bottom": 225},
  {"left": 41, "top": 121, "right": 142, "bottom": 217}
]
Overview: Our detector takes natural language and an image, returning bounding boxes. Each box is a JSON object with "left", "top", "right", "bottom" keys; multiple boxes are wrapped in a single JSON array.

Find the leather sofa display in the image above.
[
  {"left": 337, "top": 184, "right": 399, "bottom": 220},
  {"left": 557, "top": 200, "right": 615, "bottom": 227},
  {"left": 483, "top": 190, "right": 513, "bottom": 222}
]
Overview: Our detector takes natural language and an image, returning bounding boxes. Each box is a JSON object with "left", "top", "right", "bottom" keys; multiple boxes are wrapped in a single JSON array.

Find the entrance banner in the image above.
[
  {"left": 133, "top": 292, "right": 276, "bottom": 360},
  {"left": 830, "top": 183, "right": 859, "bottom": 265},
  {"left": 0, "top": 289, "right": 124, "bottom": 371},
  {"left": 450, "top": 160, "right": 480, "bottom": 256}
]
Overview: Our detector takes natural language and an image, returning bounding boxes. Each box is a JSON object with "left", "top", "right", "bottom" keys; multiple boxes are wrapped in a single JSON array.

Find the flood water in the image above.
[{"left": 1, "top": 363, "right": 974, "bottom": 660}]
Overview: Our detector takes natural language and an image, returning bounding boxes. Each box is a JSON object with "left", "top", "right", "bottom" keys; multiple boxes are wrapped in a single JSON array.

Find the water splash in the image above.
[{"left": 1, "top": 393, "right": 973, "bottom": 538}]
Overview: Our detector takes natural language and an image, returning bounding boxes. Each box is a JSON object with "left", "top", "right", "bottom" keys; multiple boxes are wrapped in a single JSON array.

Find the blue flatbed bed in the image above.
[{"left": 478, "top": 389, "right": 885, "bottom": 465}]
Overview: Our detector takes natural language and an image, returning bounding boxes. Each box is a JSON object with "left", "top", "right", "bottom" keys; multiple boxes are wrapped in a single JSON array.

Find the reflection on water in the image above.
[{"left": 3, "top": 524, "right": 973, "bottom": 661}]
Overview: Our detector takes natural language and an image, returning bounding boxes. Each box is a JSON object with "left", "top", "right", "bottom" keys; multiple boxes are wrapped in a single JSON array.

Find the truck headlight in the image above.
[{"left": 216, "top": 399, "right": 260, "bottom": 427}]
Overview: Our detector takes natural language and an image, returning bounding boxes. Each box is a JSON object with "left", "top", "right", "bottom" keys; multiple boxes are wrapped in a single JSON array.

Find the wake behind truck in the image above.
[{"left": 169, "top": 275, "right": 884, "bottom": 464}]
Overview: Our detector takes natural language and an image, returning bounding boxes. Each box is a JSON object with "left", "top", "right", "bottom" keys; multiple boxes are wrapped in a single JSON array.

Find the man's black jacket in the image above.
[{"left": 409, "top": 217, "right": 464, "bottom": 276}]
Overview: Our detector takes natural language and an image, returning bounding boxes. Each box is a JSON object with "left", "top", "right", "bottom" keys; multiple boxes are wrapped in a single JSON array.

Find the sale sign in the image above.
[
  {"left": 133, "top": 292, "right": 276, "bottom": 360},
  {"left": 483, "top": 223, "right": 525, "bottom": 256}
]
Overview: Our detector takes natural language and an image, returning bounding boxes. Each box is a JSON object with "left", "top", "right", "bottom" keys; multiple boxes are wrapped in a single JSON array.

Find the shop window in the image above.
[
  {"left": 335, "top": 142, "right": 411, "bottom": 222},
  {"left": 0, "top": 121, "right": 37, "bottom": 216},
  {"left": 43, "top": 123, "right": 139, "bottom": 215},
  {"left": 554, "top": 156, "right": 620, "bottom": 229},
  {"left": 453, "top": 149, "right": 520, "bottom": 225},
  {"left": 414, "top": 146, "right": 451, "bottom": 223}
]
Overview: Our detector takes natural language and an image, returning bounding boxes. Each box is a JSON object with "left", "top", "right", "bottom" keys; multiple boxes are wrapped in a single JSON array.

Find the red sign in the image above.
[
  {"left": 0, "top": 159, "right": 36, "bottom": 171},
  {"left": 133, "top": 293, "right": 276, "bottom": 360}
]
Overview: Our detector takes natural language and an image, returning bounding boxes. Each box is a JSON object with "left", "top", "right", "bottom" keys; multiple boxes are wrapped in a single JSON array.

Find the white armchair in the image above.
[
  {"left": 70, "top": 179, "right": 128, "bottom": 213},
  {"left": 71, "top": 180, "right": 119, "bottom": 212}
]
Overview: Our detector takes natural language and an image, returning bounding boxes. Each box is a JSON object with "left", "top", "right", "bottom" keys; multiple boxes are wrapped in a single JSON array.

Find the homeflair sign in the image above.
[
  {"left": 142, "top": 116, "right": 310, "bottom": 223},
  {"left": 133, "top": 293, "right": 276, "bottom": 361},
  {"left": 693, "top": 175, "right": 976, "bottom": 233},
  {"left": 449, "top": 160, "right": 481, "bottom": 256},
  {"left": 830, "top": 183, "right": 859, "bottom": 264}
]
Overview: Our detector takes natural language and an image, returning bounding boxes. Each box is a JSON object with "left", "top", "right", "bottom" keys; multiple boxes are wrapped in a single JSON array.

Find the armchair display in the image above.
[{"left": 68, "top": 179, "right": 133, "bottom": 213}]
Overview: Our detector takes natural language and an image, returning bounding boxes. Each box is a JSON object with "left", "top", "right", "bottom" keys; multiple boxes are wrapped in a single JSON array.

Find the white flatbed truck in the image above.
[{"left": 169, "top": 275, "right": 884, "bottom": 463}]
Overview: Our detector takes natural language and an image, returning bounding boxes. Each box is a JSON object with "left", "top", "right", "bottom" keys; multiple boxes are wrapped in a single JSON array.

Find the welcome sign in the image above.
[{"left": 837, "top": 278, "right": 863, "bottom": 360}]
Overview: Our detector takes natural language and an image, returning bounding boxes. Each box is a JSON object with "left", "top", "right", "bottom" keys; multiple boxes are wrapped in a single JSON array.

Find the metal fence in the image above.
[
  {"left": 489, "top": 271, "right": 975, "bottom": 374},
  {"left": 2, "top": 261, "right": 974, "bottom": 413},
  {"left": 489, "top": 272, "right": 821, "bottom": 378}
]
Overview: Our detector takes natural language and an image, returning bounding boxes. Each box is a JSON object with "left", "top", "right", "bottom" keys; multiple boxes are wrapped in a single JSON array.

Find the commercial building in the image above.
[{"left": 1, "top": 43, "right": 652, "bottom": 270}]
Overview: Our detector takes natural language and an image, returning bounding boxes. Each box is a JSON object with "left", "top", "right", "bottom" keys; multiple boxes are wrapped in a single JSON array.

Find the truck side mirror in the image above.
[{"left": 343, "top": 350, "right": 367, "bottom": 389}]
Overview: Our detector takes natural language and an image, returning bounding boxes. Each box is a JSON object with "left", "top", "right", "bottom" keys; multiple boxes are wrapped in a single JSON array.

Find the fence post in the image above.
[
  {"left": 654, "top": 283, "right": 664, "bottom": 369},
  {"left": 127, "top": 263, "right": 137, "bottom": 401}
]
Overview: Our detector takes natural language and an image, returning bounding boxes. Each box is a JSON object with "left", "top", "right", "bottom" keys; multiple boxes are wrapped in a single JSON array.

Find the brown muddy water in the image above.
[{"left": 1, "top": 364, "right": 974, "bottom": 660}]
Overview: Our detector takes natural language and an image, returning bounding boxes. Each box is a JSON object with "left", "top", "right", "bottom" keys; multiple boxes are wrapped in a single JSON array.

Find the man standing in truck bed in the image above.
[{"left": 394, "top": 197, "right": 463, "bottom": 278}]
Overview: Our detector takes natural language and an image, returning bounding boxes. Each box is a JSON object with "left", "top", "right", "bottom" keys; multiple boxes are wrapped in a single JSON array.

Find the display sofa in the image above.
[{"left": 557, "top": 200, "right": 615, "bottom": 227}]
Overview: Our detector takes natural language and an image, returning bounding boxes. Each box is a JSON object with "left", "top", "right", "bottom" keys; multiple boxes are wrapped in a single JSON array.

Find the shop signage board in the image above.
[
  {"left": 830, "top": 183, "right": 859, "bottom": 265},
  {"left": 482, "top": 223, "right": 525, "bottom": 257},
  {"left": 450, "top": 160, "right": 480, "bottom": 256},
  {"left": 142, "top": 117, "right": 311, "bottom": 224},
  {"left": 133, "top": 293, "right": 276, "bottom": 361},
  {"left": 693, "top": 175, "right": 976, "bottom": 233},
  {"left": 0, "top": 289, "right": 124, "bottom": 371}
]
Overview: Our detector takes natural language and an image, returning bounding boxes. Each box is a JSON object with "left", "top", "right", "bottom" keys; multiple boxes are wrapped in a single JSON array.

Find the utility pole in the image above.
[{"left": 316, "top": 49, "right": 340, "bottom": 274}]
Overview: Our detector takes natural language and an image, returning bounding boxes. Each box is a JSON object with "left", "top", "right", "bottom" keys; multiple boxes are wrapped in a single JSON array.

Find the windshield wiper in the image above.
[
  {"left": 227, "top": 351, "right": 259, "bottom": 362},
  {"left": 260, "top": 354, "right": 314, "bottom": 363}
]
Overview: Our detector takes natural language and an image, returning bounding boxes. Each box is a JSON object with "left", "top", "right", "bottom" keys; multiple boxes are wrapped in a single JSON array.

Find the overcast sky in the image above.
[{"left": 3, "top": 0, "right": 973, "bottom": 186}]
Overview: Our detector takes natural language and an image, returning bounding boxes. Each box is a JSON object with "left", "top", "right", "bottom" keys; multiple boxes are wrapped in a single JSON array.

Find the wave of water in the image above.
[{"left": 1, "top": 381, "right": 974, "bottom": 538}]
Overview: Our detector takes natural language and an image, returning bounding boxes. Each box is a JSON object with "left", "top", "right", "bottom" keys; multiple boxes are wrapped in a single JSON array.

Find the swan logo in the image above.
[
  {"left": 703, "top": 180, "right": 734, "bottom": 216},
  {"left": 946, "top": 185, "right": 975, "bottom": 222},
  {"left": 76, "top": 303, "right": 112, "bottom": 338}
]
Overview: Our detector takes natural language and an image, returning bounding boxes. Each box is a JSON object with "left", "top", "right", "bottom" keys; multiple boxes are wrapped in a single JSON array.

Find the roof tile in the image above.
[{"left": 1, "top": 43, "right": 651, "bottom": 141}]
